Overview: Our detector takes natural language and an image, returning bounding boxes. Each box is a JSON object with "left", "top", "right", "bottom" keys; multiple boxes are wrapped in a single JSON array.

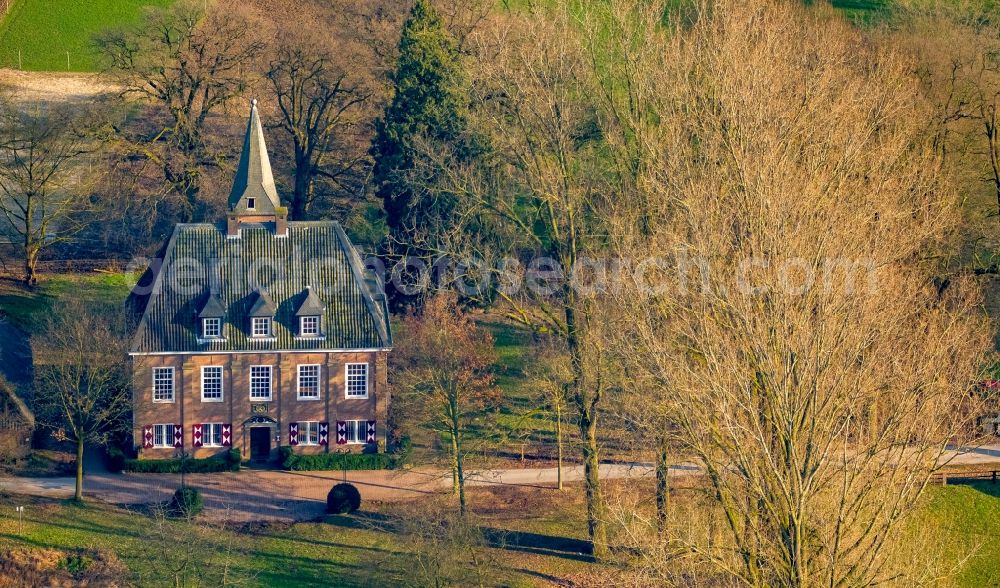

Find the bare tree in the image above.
[
  {"left": 418, "top": 4, "right": 623, "bottom": 557},
  {"left": 96, "top": 0, "right": 264, "bottom": 221},
  {"left": 267, "top": 29, "right": 372, "bottom": 220},
  {"left": 0, "top": 100, "right": 103, "bottom": 286},
  {"left": 392, "top": 292, "right": 501, "bottom": 515},
  {"left": 605, "top": 2, "right": 997, "bottom": 585},
  {"left": 32, "top": 302, "right": 131, "bottom": 502}
]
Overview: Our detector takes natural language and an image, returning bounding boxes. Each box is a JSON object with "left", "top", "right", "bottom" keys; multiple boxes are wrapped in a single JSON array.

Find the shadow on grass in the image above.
[
  {"left": 481, "top": 527, "right": 594, "bottom": 562},
  {"left": 323, "top": 510, "right": 595, "bottom": 562}
]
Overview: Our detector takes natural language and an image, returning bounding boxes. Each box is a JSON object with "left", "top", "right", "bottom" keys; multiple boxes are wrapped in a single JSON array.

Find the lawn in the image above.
[
  {"left": 915, "top": 481, "right": 1000, "bottom": 586},
  {"left": 0, "top": 485, "right": 608, "bottom": 587},
  {"left": 1, "top": 479, "right": 998, "bottom": 586},
  {"left": 0, "top": 272, "right": 132, "bottom": 332},
  {"left": 0, "top": 0, "right": 174, "bottom": 72}
]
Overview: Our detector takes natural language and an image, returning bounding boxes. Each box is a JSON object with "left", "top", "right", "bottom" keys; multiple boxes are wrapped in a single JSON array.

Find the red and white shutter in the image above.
[
  {"left": 319, "top": 422, "right": 329, "bottom": 446},
  {"left": 222, "top": 424, "right": 232, "bottom": 447},
  {"left": 289, "top": 422, "right": 299, "bottom": 446},
  {"left": 366, "top": 420, "right": 377, "bottom": 444},
  {"left": 172, "top": 424, "right": 183, "bottom": 448},
  {"left": 192, "top": 424, "right": 203, "bottom": 448},
  {"left": 336, "top": 421, "right": 347, "bottom": 445},
  {"left": 142, "top": 425, "right": 154, "bottom": 449}
]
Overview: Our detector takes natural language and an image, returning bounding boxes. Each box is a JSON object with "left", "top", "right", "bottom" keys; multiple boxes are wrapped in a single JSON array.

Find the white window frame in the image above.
[
  {"left": 251, "top": 317, "right": 271, "bottom": 337},
  {"left": 201, "top": 366, "right": 224, "bottom": 402},
  {"left": 250, "top": 365, "right": 272, "bottom": 401},
  {"left": 152, "top": 423, "right": 175, "bottom": 448},
  {"left": 152, "top": 367, "right": 175, "bottom": 403},
  {"left": 343, "top": 420, "right": 365, "bottom": 445},
  {"left": 297, "top": 364, "right": 321, "bottom": 400},
  {"left": 202, "top": 317, "right": 221, "bottom": 338},
  {"left": 202, "top": 422, "right": 224, "bottom": 447},
  {"left": 247, "top": 197, "right": 256, "bottom": 210},
  {"left": 298, "top": 421, "right": 320, "bottom": 446},
  {"left": 300, "top": 315, "right": 320, "bottom": 337},
  {"left": 345, "top": 363, "right": 368, "bottom": 399}
]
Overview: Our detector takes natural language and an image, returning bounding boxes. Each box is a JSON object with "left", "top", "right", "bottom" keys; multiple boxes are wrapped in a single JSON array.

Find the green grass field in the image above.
[
  {"left": 0, "top": 480, "right": 998, "bottom": 586},
  {"left": 0, "top": 486, "right": 599, "bottom": 586},
  {"left": 0, "top": 0, "right": 174, "bottom": 72}
]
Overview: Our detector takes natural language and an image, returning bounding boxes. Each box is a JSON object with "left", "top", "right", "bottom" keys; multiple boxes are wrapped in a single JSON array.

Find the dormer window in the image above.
[
  {"left": 202, "top": 317, "right": 221, "bottom": 338},
  {"left": 300, "top": 316, "right": 320, "bottom": 337},
  {"left": 247, "top": 197, "right": 256, "bottom": 210},
  {"left": 252, "top": 317, "right": 272, "bottom": 337},
  {"left": 294, "top": 286, "right": 324, "bottom": 339}
]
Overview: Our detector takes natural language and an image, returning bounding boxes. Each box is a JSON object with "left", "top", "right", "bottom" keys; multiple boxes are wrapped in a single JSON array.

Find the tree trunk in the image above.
[
  {"left": 579, "top": 405, "right": 607, "bottom": 559},
  {"left": 555, "top": 401, "right": 563, "bottom": 491},
  {"left": 291, "top": 150, "right": 311, "bottom": 220},
  {"left": 74, "top": 438, "right": 84, "bottom": 502},
  {"left": 23, "top": 250, "right": 37, "bottom": 287},
  {"left": 656, "top": 433, "right": 670, "bottom": 536}
]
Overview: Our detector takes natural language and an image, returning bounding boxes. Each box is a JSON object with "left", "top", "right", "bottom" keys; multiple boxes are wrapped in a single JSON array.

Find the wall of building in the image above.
[{"left": 131, "top": 350, "right": 388, "bottom": 461}]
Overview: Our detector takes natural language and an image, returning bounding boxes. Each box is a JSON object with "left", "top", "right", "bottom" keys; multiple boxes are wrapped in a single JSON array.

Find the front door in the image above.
[{"left": 250, "top": 427, "right": 271, "bottom": 462}]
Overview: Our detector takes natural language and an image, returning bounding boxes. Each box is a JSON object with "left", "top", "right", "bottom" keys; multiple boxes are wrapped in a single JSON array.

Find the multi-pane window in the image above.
[
  {"left": 153, "top": 367, "right": 175, "bottom": 402},
  {"left": 297, "top": 365, "right": 320, "bottom": 400},
  {"left": 345, "top": 363, "right": 368, "bottom": 398},
  {"left": 153, "top": 424, "right": 175, "bottom": 447},
  {"left": 203, "top": 423, "right": 224, "bottom": 447},
  {"left": 201, "top": 366, "right": 223, "bottom": 402},
  {"left": 299, "top": 421, "right": 319, "bottom": 445},
  {"left": 250, "top": 366, "right": 272, "bottom": 400},
  {"left": 300, "top": 316, "right": 320, "bottom": 336},
  {"left": 343, "top": 420, "right": 364, "bottom": 444},
  {"left": 202, "top": 318, "right": 221, "bottom": 338},
  {"left": 252, "top": 317, "right": 271, "bottom": 337}
]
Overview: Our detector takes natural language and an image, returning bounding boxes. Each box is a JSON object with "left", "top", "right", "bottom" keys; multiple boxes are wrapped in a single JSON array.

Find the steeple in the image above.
[{"left": 226, "top": 99, "right": 287, "bottom": 237}]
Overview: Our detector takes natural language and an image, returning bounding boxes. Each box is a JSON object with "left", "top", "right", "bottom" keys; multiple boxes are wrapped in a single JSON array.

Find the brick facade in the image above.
[{"left": 132, "top": 350, "right": 389, "bottom": 461}]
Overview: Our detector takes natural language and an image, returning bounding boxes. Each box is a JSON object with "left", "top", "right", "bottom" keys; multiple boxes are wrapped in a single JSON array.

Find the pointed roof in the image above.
[
  {"left": 228, "top": 99, "right": 281, "bottom": 214},
  {"left": 248, "top": 290, "right": 276, "bottom": 318},
  {"left": 295, "top": 286, "right": 325, "bottom": 316},
  {"left": 197, "top": 291, "right": 226, "bottom": 318}
]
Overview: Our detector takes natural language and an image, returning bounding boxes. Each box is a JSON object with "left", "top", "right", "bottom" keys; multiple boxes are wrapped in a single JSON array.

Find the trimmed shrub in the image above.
[
  {"left": 280, "top": 447, "right": 397, "bottom": 471},
  {"left": 327, "top": 483, "right": 361, "bottom": 514},
  {"left": 168, "top": 487, "right": 203, "bottom": 517},
  {"left": 123, "top": 451, "right": 240, "bottom": 474}
]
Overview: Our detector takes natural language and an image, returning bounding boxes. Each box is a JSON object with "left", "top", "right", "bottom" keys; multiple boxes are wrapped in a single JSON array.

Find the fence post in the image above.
[{"left": 993, "top": 470, "right": 997, "bottom": 484}]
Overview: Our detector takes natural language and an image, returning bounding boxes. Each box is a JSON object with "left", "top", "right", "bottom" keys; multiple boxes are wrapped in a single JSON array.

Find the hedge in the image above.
[
  {"left": 279, "top": 446, "right": 397, "bottom": 471},
  {"left": 123, "top": 449, "right": 241, "bottom": 473}
]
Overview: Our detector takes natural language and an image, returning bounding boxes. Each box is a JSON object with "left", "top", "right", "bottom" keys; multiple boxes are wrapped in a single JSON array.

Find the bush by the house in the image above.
[
  {"left": 279, "top": 446, "right": 397, "bottom": 471},
  {"left": 326, "top": 483, "right": 361, "bottom": 514},
  {"left": 123, "top": 451, "right": 240, "bottom": 473},
  {"left": 168, "top": 487, "right": 203, "bottom": 517}
]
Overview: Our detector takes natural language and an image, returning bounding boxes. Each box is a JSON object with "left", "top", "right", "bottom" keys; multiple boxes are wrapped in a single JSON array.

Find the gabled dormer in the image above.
[
  {"left": 197, "top": 291, "right": 226, "bottom": 341},
  {"left": 294, "top": 286, "right": 325, "bottom": 338},
  {"left": 226, "top": 99, "right": 287, "bottom": 238},
  {"left": 248, "top": 290, "right": 276, "bottom": 339}
]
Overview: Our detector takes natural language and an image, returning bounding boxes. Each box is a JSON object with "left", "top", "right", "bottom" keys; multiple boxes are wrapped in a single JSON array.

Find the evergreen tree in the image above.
[{"left": 371, "top": 0, "right": 468, "bottom": 255}]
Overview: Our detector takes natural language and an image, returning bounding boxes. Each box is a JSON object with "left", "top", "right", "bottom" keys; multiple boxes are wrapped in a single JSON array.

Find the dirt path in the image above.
[
  {"left": 3, "top": 445, "right": 998, "bottom": 523},
  {"left": 0, "top": 69, "right": 117, "bottom": 102},
  {"left": 0, "top": 462, "right": 691, "bottom": 523}
]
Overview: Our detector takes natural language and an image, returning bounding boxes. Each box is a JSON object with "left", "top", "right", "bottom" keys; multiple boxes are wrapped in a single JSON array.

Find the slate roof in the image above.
[{"left": 129, "top": 222, "right": 391, "bottom": 354}]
